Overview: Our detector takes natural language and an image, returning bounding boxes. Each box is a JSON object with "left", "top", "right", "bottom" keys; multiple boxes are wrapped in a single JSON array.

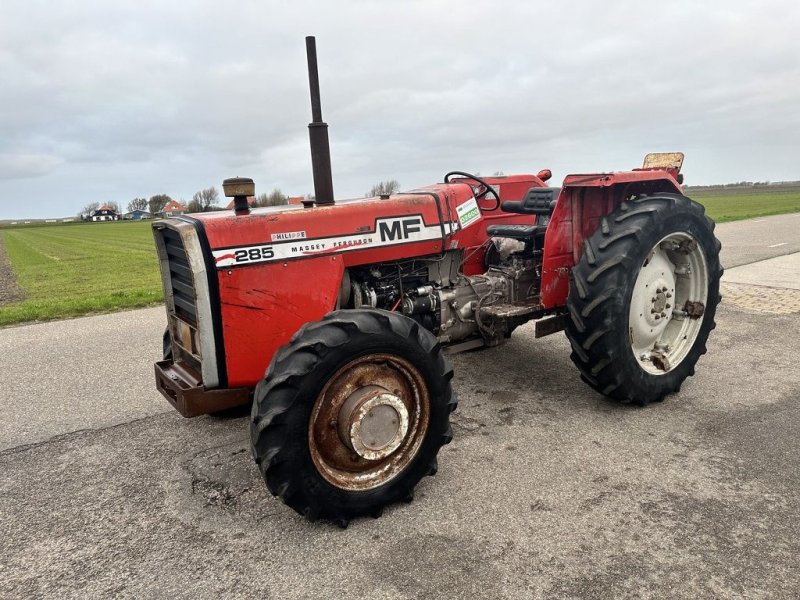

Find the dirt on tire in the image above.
[{"left": 0, "top": 235, "right": 25, "bottom": 305}]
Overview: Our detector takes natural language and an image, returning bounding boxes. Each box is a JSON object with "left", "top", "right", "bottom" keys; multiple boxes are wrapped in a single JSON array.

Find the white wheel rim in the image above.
[{"left": 628, "top": 232, "right": 709, "bottom": 375}]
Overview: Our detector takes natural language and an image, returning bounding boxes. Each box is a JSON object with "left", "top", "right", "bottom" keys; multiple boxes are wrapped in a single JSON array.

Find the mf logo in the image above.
[{"left": 378, "top": 216, "right": 422, "bottom": 242}]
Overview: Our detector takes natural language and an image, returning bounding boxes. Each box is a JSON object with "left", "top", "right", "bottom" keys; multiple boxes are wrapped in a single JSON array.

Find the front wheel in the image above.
[
  {"left": 250, "top": 309, "right": 457, "bottom": 526},
  {"left": 565, "top": 193, "right": 722, "bottom": 405}
]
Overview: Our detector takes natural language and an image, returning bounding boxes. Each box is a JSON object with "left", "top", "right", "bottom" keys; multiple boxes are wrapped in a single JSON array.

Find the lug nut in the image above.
[
  {"left": 665, "top": 303, "right": 671, "bottom": 309},
  {"left": 661, "top": 311, "right": 666, "bottom": 317},
  {"left": 654, "top": 314, "right": 661, "bottom": 320},
  {"left": 666, "top": 292, "right": 672, "bottom": 298}
]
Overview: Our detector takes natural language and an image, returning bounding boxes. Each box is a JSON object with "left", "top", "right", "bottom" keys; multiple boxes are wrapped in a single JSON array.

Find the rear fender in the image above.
[{"left": 540, "top": 171, "right": 682, "bottom": 309}]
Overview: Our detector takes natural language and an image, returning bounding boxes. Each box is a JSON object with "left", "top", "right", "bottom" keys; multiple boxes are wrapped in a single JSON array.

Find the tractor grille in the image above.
[
  {"left": 160, "top": 227, "right": 198, "bottom": 324},
  {"left": 153, "top": 220, "right": 222, "bottom": 388}
]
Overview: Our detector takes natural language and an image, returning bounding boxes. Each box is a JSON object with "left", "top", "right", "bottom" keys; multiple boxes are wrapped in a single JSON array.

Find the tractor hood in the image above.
[{"left": 180, "top": 189, "right": 458, "bottom": 271}]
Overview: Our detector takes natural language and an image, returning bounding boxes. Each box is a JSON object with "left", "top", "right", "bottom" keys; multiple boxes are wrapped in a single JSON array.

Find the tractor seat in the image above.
[
  {"left": 501, "top": 187, "right": 560, "bottom": 215},
  {"left": 485, "top": 223, "right": 547, "bottom": 241}
]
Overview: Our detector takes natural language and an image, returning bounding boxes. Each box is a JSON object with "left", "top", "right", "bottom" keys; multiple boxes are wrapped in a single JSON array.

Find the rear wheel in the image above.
[
  {"left": 565, "top": 193, "right": 722, "bottom": 404},
  {"left": 250, "top": 309, "right": 457, "bottom": 526}
]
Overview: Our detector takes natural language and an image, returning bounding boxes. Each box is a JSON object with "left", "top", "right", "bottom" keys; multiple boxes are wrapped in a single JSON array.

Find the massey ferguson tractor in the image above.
[{"left": 153, "top": 37, "right": 722, "bottom": 526}]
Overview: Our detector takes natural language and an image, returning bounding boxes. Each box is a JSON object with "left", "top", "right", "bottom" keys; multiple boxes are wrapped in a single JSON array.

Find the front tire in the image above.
[
  {"left": 250, "top": 309, "right": 457, "bottom": 526},
  {"left": 565, "top": 194, "right": 722, "bottom": 405}
]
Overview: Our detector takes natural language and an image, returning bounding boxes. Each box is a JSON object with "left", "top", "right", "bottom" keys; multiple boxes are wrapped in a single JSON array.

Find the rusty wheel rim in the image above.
[{"left": 308, "top": 353, "right": 431, "bottom": 492}]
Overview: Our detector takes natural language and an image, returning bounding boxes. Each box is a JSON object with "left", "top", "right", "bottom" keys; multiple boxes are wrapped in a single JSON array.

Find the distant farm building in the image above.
[
  {"left": 157, "top": 201, "right": 188, "bottom": 217},
  {"left": 91, "top": 205, "right": 120, "bottom": 221},
  {"left": 123, "top": 210, "right": 152, "bottom": 220}
]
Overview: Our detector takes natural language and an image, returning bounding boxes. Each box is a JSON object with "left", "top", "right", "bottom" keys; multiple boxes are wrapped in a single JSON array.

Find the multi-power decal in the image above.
[{"left": 212, "top": 215, "right": 455, "bottom": 268}]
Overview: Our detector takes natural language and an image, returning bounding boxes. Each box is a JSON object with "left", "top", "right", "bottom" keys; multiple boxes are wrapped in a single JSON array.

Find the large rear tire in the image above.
[
  {"left": 250, "top": 309, "right": 457, "bottom": 526},
  {"left": 565, "top": 193, "right": 722, "bottom": 405}
]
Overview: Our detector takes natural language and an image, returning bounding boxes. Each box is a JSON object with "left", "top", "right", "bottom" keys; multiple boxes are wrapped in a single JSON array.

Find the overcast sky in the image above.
[{"left": 2, "top": 1, "right": 799, "bottom": 219}]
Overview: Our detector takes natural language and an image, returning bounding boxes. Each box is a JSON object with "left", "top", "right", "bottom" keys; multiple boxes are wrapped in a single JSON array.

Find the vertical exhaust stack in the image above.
[{"left": 306, "top": 36, "right": 335, "bottom": 206}]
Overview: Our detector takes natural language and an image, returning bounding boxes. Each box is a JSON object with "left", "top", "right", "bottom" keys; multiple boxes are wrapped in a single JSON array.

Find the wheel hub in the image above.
[
  {"left": 338, "top": 386, "right": 410, "bottom": 461},
  {"left": 653, "top": 290, "right": 667, "bottom": 313},
  {"left": 643, "top": 278, "right": 674, "bottom": 326},
  {"left": 308, "top": 353, "right": 430, "bottom": 492}
]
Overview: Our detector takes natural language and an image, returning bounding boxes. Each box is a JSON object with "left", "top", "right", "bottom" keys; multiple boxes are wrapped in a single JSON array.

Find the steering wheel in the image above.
[{"left": 443, "top": 171, "right": 501, "bottom": 211}]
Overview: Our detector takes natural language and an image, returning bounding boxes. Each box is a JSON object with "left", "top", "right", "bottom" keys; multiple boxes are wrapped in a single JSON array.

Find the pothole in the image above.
[{"left": 183, "top": 442, "right": 280, "bottom": 521}]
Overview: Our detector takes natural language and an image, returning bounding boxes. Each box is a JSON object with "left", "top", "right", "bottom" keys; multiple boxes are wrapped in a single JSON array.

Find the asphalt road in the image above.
[
  {"left": 1, "top": 215, "right": 799, "bottom": 599},
  {"left": 715, "top": 212, "right": 800, "bottom": 267}
]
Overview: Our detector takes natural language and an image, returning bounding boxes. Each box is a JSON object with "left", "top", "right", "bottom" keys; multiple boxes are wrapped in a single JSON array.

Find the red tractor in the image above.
[{"left": 153, "top": 38, "right": 722, "bottom": 526}]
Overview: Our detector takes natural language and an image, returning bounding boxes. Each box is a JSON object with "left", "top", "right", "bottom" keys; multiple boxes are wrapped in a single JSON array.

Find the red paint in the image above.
[
  {"left": 194, "top": 175, "right": 543, "bottom": 387},
  {"left": 218, "top": 255, "right": 344, "bottom": 387},
  {"left": 540, "top": 169, "right": 682, "bottom": 308},
  {"left": 188, "top": 168, "right": 680, "bottom": 388}
]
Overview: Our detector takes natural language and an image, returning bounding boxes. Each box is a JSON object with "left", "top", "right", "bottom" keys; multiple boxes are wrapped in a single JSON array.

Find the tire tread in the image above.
[
  {"left": 250, "top": 309, "right": 456, "bottom": 525},
  {"left": 564, "top": 193, "right": 722, "bottom": 405}
]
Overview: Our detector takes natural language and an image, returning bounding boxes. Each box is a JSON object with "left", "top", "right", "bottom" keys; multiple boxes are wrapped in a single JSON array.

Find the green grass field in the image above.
[
  {"left": 0, "top": 221, "right": 162, "bottom": 326},
  {"left": 685, "top": 184, "right": 800, "bottom": 223},
  {"left": 1, "top": 186, "right": 798, "bottom": 326}
]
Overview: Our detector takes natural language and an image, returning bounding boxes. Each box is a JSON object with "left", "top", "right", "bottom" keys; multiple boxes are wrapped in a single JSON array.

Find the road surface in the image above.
[{"left": 1, "top": 214, "right": 798, "bottom": 599}]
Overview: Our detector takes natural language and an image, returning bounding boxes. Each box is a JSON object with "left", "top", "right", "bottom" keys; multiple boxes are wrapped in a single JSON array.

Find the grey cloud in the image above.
[
  {"left": 1, "top": 0, "right": 799, "bottom": 218},
  {"left": 0, "top": 153, "right": 64, "bottom": 179}
]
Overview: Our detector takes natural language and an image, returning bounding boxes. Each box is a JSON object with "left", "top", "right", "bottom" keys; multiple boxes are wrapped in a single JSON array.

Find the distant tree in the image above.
[
  {"left": 190, "top": 187, "right": 220, "bottom": 212},
  {"left": 106, "top": 201, "right": 120, "bottom": 213},
  {"left": 255, "top": 189, "right": 288, "bottom": 207},
  {"left": 78, "top": 202, "right": 99, "bottom": 220},
  {"left": 148, "top": 194, "right": 172, "bottom": 215},
  {"left": 128, "top": 197, "right": 148, "bottom": 212},
  {"left": 492, "top": 170, "right": 504, "bottom": 176},
  {"left": 366, "top": 180, "right": 401, "bottom": 197}
]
